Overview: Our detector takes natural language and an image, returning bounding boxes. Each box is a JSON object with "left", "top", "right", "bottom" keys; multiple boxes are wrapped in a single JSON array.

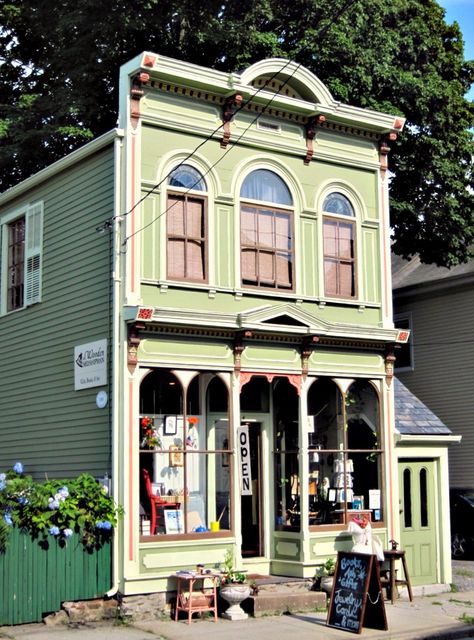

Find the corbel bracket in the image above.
[
  {"left": 304, "top": 114, "right": 326, "bottom": 165},
  {"left": 301, "top": 335, "right": 320, "bottom": 376},
  {"left": 233, "top": 330, "right": 252, "bottom": 374},
  {"left": 130, "top": 72, "right": 150, "bottom": 129},
  {"left": 379, "top": 132, "right": 397, "bottom": 172},
  {"left": 384, "top": 344, "right": 396, "bottom": 388},
  {"left": 127, "top": 321, "right": 145, "bottom": 370},
  {"left": 221, "top": 94, "right": 243, "bottom": 148}
]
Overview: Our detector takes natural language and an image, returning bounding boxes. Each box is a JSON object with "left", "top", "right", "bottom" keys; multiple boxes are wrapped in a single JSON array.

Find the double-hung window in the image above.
[
  {"left": 1, "top": 202, "right": 43, "bottom": 313},
  {"left": 167, "top": 165, "right": 207, "bottom": 283},
  {"left": 323, "top": 192, "right": 356, "bottom": 298},
  {"left": 240, "top": 169, "right": 294, "bottom": 290}
]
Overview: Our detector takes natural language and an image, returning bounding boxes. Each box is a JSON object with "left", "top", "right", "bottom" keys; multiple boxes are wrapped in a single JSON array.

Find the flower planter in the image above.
[{"left": 219, "top": 584, "right": 251, "bottom": 620}]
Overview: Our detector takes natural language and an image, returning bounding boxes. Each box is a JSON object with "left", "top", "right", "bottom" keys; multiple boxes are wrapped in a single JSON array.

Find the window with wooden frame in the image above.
[
  {"left": 323, "top": 192, "right": 356, "bottom": 298},
  {"left": 167, "top": 165, "right": 207, "bottom": 282},
  {"left": 240, "top": 169, "right": 294, "bottom": 290},
  {"left": 1, "top": 202, "right": 43, "bottom": 314}
]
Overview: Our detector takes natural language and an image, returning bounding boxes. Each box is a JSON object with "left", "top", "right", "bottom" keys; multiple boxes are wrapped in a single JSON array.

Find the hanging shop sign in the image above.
[
  {"left": 237, "top": 424, "right": 252, "bottom": 496},
  {"left": 74, "top": 339, "right": 107, "bottom": 390}
]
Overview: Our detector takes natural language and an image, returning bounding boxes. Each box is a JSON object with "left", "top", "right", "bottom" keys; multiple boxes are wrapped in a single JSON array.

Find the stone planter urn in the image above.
[{"left": 219, "top": 583, "right": 251, "bottom": 620}]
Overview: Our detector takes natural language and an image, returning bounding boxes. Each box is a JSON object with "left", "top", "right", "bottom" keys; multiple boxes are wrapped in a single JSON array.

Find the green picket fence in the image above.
[{"left": 0, "top": 528, "right": 112, "bottom": 625}]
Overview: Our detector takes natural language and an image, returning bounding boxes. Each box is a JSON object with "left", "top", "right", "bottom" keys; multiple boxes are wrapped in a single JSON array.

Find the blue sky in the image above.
[{"left": 438, "top": 0, "right": 474, "bottom": 99}]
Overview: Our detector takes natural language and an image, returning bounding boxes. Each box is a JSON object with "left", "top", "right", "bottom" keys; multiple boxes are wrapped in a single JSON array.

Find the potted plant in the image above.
[
  {"left": 315, "top": 557, "right": 336, "bottom": 594},
  {"left": 219, "top": 550, "right": 250, "bottom": 620}
]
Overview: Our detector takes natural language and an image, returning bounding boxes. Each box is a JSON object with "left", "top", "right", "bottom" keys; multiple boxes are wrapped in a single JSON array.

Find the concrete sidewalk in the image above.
[{"left": 2, "top": 589, "right": 474, "bottom": 640}]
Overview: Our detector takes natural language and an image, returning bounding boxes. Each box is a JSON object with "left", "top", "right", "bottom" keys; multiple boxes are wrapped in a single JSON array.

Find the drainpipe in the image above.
[{"left": 106, "top": 129, "right": 125, "bottom": 598}]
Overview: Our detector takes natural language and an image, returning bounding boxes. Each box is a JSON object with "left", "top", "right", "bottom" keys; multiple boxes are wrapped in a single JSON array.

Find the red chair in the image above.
[{"left": 142, "top": 469, "right": 180, "bottom": 534}]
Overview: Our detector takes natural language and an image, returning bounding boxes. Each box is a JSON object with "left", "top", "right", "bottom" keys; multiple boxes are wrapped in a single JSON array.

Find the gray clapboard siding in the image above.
[
  {"left": 0, "top": 145, "right": 115, "bottom": 480},
  {"left": 395, "top": 285, "right": 474, "bottom": 487}
]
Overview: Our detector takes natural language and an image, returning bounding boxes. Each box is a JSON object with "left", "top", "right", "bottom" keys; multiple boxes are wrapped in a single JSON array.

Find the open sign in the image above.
[{"left": 237, "top": 424, "right": 252, "bottom": 496}]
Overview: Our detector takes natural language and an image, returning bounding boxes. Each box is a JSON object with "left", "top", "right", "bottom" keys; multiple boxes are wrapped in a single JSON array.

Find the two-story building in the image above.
[{"left": 0, "top": 52, "right": 454, "bottom": 605}]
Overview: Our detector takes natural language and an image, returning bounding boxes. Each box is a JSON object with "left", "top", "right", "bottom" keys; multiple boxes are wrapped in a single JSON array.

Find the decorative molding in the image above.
[
  {"left": 239, "top": 371, "right": 302, "bottom": 395},
  {"left": 301, "top": 336, "right": 319, "bottom": 376},
  {"left": 233, "top": 331, "right": 252, "bottom": 373},
  {"left": 130, "top": 72, "right": 150, "bottom": 129},
  {"left": 304, "top": 114, "right": 326, "bottom": 165},
  {"left": 127, "top": 322, "right": 145, "bottom": 370},
  {"left": 384, "top": 344, "right": 396, "bottom": 387},
  {"left": 379, "top": 132, "right": 397, "bottom": 172},
  {"left": 221, "top": 94, "right": 243, "bottom": 148}
]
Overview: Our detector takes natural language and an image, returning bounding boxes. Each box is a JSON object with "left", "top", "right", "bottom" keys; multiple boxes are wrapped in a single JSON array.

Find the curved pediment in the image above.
[{"left": 238, "top": 58, "right": 335, "bottom": 108}]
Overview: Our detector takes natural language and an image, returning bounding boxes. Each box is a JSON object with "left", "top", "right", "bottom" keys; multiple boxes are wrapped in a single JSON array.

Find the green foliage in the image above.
[
  {"left": 315, "top": 557, "right": 336, "bottom": 578},
  {"left": 0, "top": 0, "right": 472, "bottom": 265},
  {"left": 0, "top": 464, "right": 122, "bottom": 552},
  {"left": 220, "top": 549, "right": 247, "bottom": 584}
]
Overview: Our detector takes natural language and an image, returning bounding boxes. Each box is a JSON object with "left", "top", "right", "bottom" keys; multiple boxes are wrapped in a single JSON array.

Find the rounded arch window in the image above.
[
  {"left": 169, "top": 164, "right": 206, "bottom": 191},
  {"left": 241, "top": 169, "right": 292, "bottom": 206},
  {"left": 240, "top": 169, "right": 294, "bottom": 290},
  {"left": 323, "top": 192, "right": 354, "bottom": 216},
  {"left": 166, "top": 164, "right": 207, "bottom": 282}
]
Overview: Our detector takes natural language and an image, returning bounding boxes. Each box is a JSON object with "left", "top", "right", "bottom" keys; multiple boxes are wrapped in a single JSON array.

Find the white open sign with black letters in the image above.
[{"left": 237, "top": 424, "right": 252, "bottom": 496}]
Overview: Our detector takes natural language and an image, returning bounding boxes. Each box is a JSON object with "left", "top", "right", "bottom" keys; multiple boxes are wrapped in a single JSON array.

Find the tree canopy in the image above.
[{"left": 1, "top": 0, "right": 473, "bottom": 266}]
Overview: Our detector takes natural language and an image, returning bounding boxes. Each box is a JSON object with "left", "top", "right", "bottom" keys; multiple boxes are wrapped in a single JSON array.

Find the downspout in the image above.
[{"left": 107, "top": 129, "right": 125, "bottom": 598}]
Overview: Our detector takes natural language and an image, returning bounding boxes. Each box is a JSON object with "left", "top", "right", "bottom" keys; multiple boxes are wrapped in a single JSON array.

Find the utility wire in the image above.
[{"left": 105, "top": 0, "right": 359, "bottom": 245}]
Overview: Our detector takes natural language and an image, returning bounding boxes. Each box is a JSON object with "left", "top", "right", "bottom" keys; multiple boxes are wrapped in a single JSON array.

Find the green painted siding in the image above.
[
  {"left": 395, "top": 287, "right": 474, "bottom": 488},
  {"left": 0, "top": 146, "right": 114, "bottom": 480}
]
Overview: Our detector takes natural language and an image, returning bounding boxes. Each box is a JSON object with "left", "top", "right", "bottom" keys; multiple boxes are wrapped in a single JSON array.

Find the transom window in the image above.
[
  {"left": 167, "top": 164, "right": 207, "bottom": 282},
  {"left": 323, "top": 192, "right": 356, "bottom": 298},
  {"left": 240, "top": 169, "right": 294, "bottom": 290}
]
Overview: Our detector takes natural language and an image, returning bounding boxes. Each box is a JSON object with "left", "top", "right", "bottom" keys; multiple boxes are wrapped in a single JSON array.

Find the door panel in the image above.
[
  {"left": 399, "top": 459, "right": 437, "bottom": 585},
  {"left": 241, "top": 423, "right": 263, "bottom": 557}
]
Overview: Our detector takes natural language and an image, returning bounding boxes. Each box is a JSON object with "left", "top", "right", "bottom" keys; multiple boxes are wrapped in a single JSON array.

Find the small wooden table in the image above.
[
  {"left": 174, "top": 572, "right": 219, "bottom": 623},
  {"left": 381, "top": 549, "right": 413, "bottom": 604}
]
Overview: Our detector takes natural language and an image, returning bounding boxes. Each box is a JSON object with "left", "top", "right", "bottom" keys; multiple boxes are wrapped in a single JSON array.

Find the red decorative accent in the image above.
[
  {"left": 396, "top": 330, "right": 410, "bottom": 343},
  {"left": 221, "top": 94, "right": 243, "bottom": 148},
  {"left": 137, "top": 307, "right": 154, "bottom": 320},
  {"left": 304, "top": 115, "right": 325, "bottom": 165},
  {"left": 143, "top": 54, "right": 156, "bottom": 67},
  {"left": 393, "top": 118, "right": 404, "bottom": 130},
  {"left": 239, "top": 372, "right": 301, "bottom": 395}
]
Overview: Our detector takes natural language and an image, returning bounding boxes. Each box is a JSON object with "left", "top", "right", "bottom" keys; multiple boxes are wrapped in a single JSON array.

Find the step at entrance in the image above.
[{"left": 240, "top": 575, "right": 327, "bottom": 617}]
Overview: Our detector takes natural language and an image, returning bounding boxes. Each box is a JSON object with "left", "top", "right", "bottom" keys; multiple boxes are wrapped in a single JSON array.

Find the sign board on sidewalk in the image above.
[{"left": 327, "top": 551, "right": 387, "bottom": 634}]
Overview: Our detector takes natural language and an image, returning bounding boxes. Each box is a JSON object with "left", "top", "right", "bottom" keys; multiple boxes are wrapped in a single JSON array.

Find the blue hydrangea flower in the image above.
[
  {"left": 13, "top": 462, "right": 23, "bottom": 474},
  {"left": 95, "top": 520, "right": 112, "bottom": 530},
  {"left": 57, "top": 487, "right": 69, "bottom": 499},
  {"left": 63, "top": 528, "right": 73, "bottom": 538},
  {"left": 0, "top": 473, "right": 6, "bottom": 482},
  {"left": 17, "top": 496, "right": 28, "bottom": 505},
  {"left": 48, "top": 498, "right": 60, "bottom": 510},
  {"left": 3, "top": 514, "right": 13, "bottom": 526},
  {"left": 0, "top": 480, "right": 5, "bottom": 491},
  {"left": 49, "top": 526, "right": 60, "bottom": 536}
]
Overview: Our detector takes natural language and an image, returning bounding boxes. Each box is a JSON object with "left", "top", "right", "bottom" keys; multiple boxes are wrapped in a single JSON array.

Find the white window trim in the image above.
[{"left": 0, "top": 201, "right": 43, "bottom": 315}]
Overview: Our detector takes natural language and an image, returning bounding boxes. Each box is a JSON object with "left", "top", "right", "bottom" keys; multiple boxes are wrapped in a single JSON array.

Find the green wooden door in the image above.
[{"left": 398, "top": 459, "right": 437, "bottom": 585}]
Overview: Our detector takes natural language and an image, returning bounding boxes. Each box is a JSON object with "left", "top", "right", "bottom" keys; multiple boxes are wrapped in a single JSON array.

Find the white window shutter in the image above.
[{"left": 25, "top": 202, "right": 43, "bottom": 306}]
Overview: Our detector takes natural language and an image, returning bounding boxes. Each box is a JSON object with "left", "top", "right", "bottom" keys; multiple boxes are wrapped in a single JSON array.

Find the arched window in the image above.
[
  {"left": 240, "top": 169, "right": 294, "bottom": 290},
  {"left": 322, "top": 192, "right": 356, "bottom": 298},
  {"left": 167, "top": 164, "right": 207, "bottom": 282}
]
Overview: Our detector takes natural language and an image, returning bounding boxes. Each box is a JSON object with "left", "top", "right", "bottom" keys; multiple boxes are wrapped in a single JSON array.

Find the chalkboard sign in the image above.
[{"left": 327, "top": 551, "right": 387, "bottom": 634}]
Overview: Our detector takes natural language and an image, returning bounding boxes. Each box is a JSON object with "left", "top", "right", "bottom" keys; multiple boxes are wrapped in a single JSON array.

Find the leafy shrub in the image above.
[{"left": 0, "top": 462, "right": 122, "bottom": 552}]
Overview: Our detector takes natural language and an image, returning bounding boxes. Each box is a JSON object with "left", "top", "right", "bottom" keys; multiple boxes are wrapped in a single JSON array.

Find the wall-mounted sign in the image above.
[
  {"left": 237, "top": 424, "right": 252, "bottom": 496},
  {"left": 74, "top": 339, "right": 107, "bottom": 390}
]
